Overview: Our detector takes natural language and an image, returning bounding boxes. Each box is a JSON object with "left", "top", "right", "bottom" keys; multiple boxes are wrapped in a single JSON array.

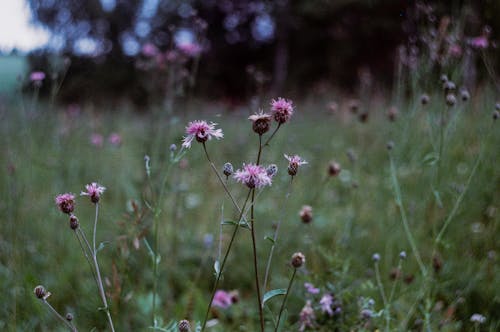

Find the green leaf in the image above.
[
  {"left": 433, "top": 190, "right": 443, "bottom": 208},
  {"left": 423, "top": 152, "right": 439, "bottom": 166},
  {"left": 264, "top": 236, "right": 275, "bottom": 244},
  {"left": 214, "top": 260, "right": 220, "bottom": 276},
  {"left": 263, "top": 288, "right": 287, "bottom": 305},
  {"left": 276, "top": 309, "right": 288, "bottom": 332},
  {"left": 221, "top": 220, "right": 250, "bottom": 229},
  {"left": 96, "top": 241, "right": 109, "bottom": 253}
]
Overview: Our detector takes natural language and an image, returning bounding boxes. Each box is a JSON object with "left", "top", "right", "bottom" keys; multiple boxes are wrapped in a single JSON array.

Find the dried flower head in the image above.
[
  {"left": 270, "top": 97, "right": 294, "bottom": 124},
  {"left": 420, "top": 94, "right": 430, "bottom": 105},
  {"left": 299, "top": 205, "right": 313, "bottom": 224},
  {"left": 291, "top": 252, "right": 306, "bottom": 268},
  {"left": 233, "top": 163, "right": 272, "bottom": 189},
  {"left": 446, "top": 93, "right": 456, "bottom": 107},
  {"left": 34, "top": 285, "right": 47, "bottom": 299},
  {"left": 248, "top": 111, "right": 272, "bottom": 135},
  {"left": 178, "top": 319, "right": 191, "bottom": 332},
  {"left": 285, "top": 154, "right": 308, "bottom": 176},
  {"left": 328, "top": 161, "right": 341, "bottom": 177},
  {"left": 223, "top": 162, "right": 233, "bottom": 177},
  {"left": 182, "top": 120, "right": 223, "bottom": 148},
  {"left": 81, "top": 182, "right": 106, "bottom": 203},
  {"left": 55, "top": 193, "right": 76, "bottom": 214},
  {"left": 266, "top": 164, "right": 278, "bottom": 177},
  {"left": 69, "top": 214, "right": 79, "bottom": 230}
]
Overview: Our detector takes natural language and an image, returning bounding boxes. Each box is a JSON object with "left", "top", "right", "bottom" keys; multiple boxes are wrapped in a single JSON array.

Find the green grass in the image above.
[
  {"left": 0, "top": 89, "right": 498, "bottom": 331},
  {"left": 0, "top": 55, "right": 26, "bottom": 94}
]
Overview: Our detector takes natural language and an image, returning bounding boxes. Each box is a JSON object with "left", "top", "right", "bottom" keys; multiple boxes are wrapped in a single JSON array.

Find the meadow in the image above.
[{"left": 0, "top": 84, "right": 499, "bottom": 331}]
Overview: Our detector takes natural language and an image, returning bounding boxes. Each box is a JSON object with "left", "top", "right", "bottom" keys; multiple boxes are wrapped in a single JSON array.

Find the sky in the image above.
[{"left": 0, "top": 1, "right": 50, "bottom": 53}]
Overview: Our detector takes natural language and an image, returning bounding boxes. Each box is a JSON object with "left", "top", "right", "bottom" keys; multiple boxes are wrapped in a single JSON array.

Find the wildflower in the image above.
[
  {"left": 249, "top": 111, "right": 272, "bottom": 135},
  {"left": 304, "top": 282, "right": 320, "bottom": 294},
  {"left": 141, "top": 43, "right": 158, "bottom": 57},
  {"left": 212, "top": 290, "right": 233, "bottom": 309},
  {"left": 361, "top": 308, "right": 373, "bottom": 320},
  {"left": 223, "top": 162, "right": 233, "bottom": 177},
  {"left": 299, "top": 300, "right": 316, "bottom": 331},
  {"left": 182, "top": 120, "right": 223, "bottom": 148},
  {"left": 170, "top": 144, "right": 177, "bottom": 152},
  {"left": 327, "top": 101, "right": 338, "bottom": 114},
  {"left": 420, "top": 93, "right": 430, "bottom": 105},
  {"left": 108, "top": 133, "right": 122, "bottom": 146},
  {"left": 270, "top": 97, "right": 294, "bottom": 124},
  {"left": 266, "top": 164, "right": 278, "bottom": 177},
  {"left": 299, "top": 205, "right": 313, "bottom": 224},
  {"left": 291, "top": 252, "right": 306, "bottom": 268},
  {"left": 446, "top": 94, "right": 456, "bottom": 107},
  {"left": 320, "top": 294, "right": 334, "bottom": 316},
  {"left": 90, "top": 133, "right": 104, "bottom": 148},
  {"left": 69, "top": 214, "right": 79, "bottom": 230},
  {"left": 285, "top": 154, "right": 307, "bottom": 176},
  {"left": 233, "top": 163, "right": 272, "bottom": 189},
  {"left": 30, "top": 71, "right": 46, "bottom": 83},
  {"left": 55, "top": 193, "right": 76, "bottom": 214},
  {"left": 372, "top": 253, "right": 380, "bottom": 262},
  {"left": 328, "top": 161, "right": 341, "bottom": 177},
  {"left": 470, "top": 36, "right": 488, "bottom": 49},
  {"left": 178, "top": 319, "right": 191, "bottom": 332},
  {"left": 81, "top": 182, "right": 106, "bottom": 203},
  {"left": 399, "top": 251, "right": 407, "bottom": 260},
  {"left": 470, "top": 313, "right": 486, "bottom": 324},
  {"left": 34, "top": 285, "right": 48, "bottom": 299}
]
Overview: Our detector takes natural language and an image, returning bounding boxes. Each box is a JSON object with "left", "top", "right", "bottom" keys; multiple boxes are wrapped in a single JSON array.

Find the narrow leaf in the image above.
[{"left": 263, "top": 288, "right": 287, "bottom": 305}]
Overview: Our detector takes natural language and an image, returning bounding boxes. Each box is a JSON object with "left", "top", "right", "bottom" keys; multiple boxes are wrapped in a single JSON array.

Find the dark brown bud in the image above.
[
  {"left": 299, "top": 205, "right": 313, "bottom": 224},
  {"left": 421, "top": 94, "right": 430, "bottom": 105},
  {"left": 69, "top": 214, "right": 79, "bottom": 230},
  {"left": 291, "top": 252, "right": 306, "bottom": 268},
  {"left": 65, "top": 313, "right": 74, "bottom": 322},
  {"left": 178, "top": 319, "right": 191, "bottom": 332},
  {"left": 328, "top": 161, "right": 341, "bottom": 177},
  {"left": 34, "top": 285, "right": 47, "bottom": 299}
]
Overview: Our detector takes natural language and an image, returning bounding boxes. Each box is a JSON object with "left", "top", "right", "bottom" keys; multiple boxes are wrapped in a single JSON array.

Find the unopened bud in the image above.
[
  {"left": 178, "top": 319, "right": 191, "bottom": 332},
  {"left": 291, "top": 252, "right": 306, "bottom": 268},
  {"left": 328, "top": 161, "right": 341, "bottom": 177},
  {"left": 372, "top": 253, "right": 381, "bottom": 262},
  {"left": 34, "top": 285, "right": 47, "bottom": 299},
  {"left": 299, "top": 205, "right": 313, "bottom": 224},
  {"left": 446, "top": 93, "right": 456, "bottom": 107},
  {"left": 223, "top": 162, "right": 233, "bottom": 177},
  {"left": 66, "top": 313, "right": 74, "bottom": 322},
  {"left": 266, "top": 164, "right": 278, "bottom": 177},
  {"left": 420, "top": 94, "right": 430, "bottom": 105},
  {"left": 69, "top": 214, "right": 79, "bottom": 230}
]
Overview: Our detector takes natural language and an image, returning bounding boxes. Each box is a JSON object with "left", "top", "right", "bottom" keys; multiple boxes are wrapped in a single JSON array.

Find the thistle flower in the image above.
[
  {"left": 328, "top": 161, "right": 341, "bottom": 177},
  {"left": 299, "top": 205, "right": 313, "bottom": 224},
  {"left": 90, "top": 133, "right": 104, "bottom": 148},
  {"left": 30, "top": 71, "right": 46, "bottom": 83},
  {"left": 182, "top": 120, "right": 223, "bottom": 148},
  {"left": 223, "top": 162, "right": 233, "bottom": 177},
  {"left": 212, "top": 290, "right": 233, "bottom": 309},
  {"left": 470, "top": 313, "right": 486, "bottom": 324},
  {"left": 55, "top": 193, "right": 76, "bottom": 214},
  {"left": 108, "top": 133, "right": 122, "bottom": 146},
  {"left": 304, "top": 282, "right": 320, "bottom": 294},
  {"left": 248, "top": 111, "right": 272, "bottom": 135},
  {"left": 285, "top": 154, "right": 308, "bottom": 176},
  {"left": 270, "top": 97, "right": 294, "bottom": 124},
  {"left": 299, "top": 300, "right": 316, "bottom": 331},
  {"left": 81, "top": 182, "right": 106, "bottom": 203},
  {"left": 233, "top": 163, "right": 272, "bottom": 189},
  {"left": 291, "top": 252, "right": 306, "bottom": 268},
  {"left": 320, "top": 294, "right": 334, "bottom": 316},
  {"left": 34, "top": 285, "right": 48, "bottom": 299},
  {"left": 178, "top": 319, "right": 191, "bottom": 332}
]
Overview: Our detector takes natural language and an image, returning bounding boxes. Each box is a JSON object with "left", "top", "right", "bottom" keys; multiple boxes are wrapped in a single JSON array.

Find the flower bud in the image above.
[
  {"left": 69, "top": 214, "right": 79, "bottom": 230},
  {"left": 446, "top": 93, "right": 456, "bottom": 106},
  {"left": 299, "top": 205, "right": 313, "bottom": 224},
  {"left": 372, "top": 253, "right": 380, "bottom": 262},
  {"left": 178, "top": 319, "right": 191, "bottom": 332},
  {"left": 266, "top": 164, "right": 278, "bottom": 177},
  {"left": 493, "top": 110, "right": 499, "bottom": 121},
  {"left": 34, "top": 285, "right": 47, "bottom": 299},
  {"left": 328, "top": 161, "right": 341, "bottom": 177},
  {"left": 420, "top": 94, "right": 430, "bottom": 105},
  {"left": 66, "top": 313, "right": 74, "bottom": 322},
  {"left": 223, "top": 162, "right": 233, "bottom": 177},
  {"left": 291, "top": 252, "right": 306, "bottom": 268},
  {"left": 460, "top": 89, "right": 470, "bottom": 101}
]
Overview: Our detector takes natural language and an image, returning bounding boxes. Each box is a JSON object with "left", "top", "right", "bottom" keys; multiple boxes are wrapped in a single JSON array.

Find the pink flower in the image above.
[
  {"left": 271, "top": 97, "right": 294, "bottom": 124},
  {"left": 320, "top": 294, "right": 334, "bottom": 316},
  {"left": 142, "top": 43, "right": 158, "bottom": 57},
  {"left": 55, "top": 193, "right": 76, "bottom": 214},
  {"left": 470, "top": 36, "right": 488, "bottom": 49},
  {"left": 177, "top": 42, "right": 203, "bottom": 57},
  {"left": 248, "top": 111, "right": 272, "bottom": 135},
  {"left": 81, "top": 182, "right": 106, "bottom": 203},
  {"left": 299, "top": 300, "right": 316, "bottom": 331},
  {"left": 304, "top": 282, "right": 320, "bottom": 294},
  {"left": 449, "top": 43, "right": 462, "bottom": 57},
  {"left": 182, "top": 120, "right": 223, "bottom": 148},
  {"left": 90, "top": 133, "right": 104, "bottom": 148},
  {"left": 108, "top": 133, "right": 122, "bottom": 146},
  {"left": 30, "top": 71, "right": 46, "bottom": 82},
  {"left": 233, "top": 163, "right": 272, "bottom": 189},
  {"left": 284, "top": 154, "right": 307, "bottom": 176},
  {"left": 212, "top": 290, "right": 233, "bottom": 309}
]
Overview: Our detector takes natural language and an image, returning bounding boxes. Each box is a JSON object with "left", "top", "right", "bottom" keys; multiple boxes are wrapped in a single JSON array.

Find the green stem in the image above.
[
  {"left": 275, "top": 268, "right": 296, "bottom": 332},
  {"left": 41, "top": 299, "right": 78, "bottom": 332},
  {"left": 374, "top": 261, "right": 389, "bottom": 331},
  {"left": 250, "top": 188, "right": 265, "bottom": 332}
]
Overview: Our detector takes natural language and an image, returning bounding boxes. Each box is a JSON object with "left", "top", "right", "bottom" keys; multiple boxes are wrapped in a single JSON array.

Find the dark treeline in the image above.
[{"left": 27, "top": 0, "right": 499, "bottom": 105}]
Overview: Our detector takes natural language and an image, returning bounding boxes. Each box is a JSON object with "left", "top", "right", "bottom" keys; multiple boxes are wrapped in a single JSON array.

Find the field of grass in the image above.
[{"left": 0, "top": 87, "right": 499, "bottom": 331}]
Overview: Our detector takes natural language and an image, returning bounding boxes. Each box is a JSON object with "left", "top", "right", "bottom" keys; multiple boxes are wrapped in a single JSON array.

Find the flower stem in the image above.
[
  {"left": 275, "top": 268, "right": 296, "bottom": 332},
  {"left": 42, "top": 299, "right": 78, "bottom": 332},
  {"left": 374, "top": 261, "right": 389, "bottom": 331},
  {"left": 250, "top": 188, "right": 265, "bottom": 332}
]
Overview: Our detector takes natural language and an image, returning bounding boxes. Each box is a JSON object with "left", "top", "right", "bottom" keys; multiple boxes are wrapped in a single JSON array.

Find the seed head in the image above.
[
  {"left": 248, "top": 111, "right": 272, "bottom": 135},
  {"left": 178, "top": 319, "right": 191, "bottom": 332},
  {"left": 291, "top": 252, "right": 306, "bottom": 268},
  {"left": 299, "top": 205, "right": 313, "bottom": 224},
  {"left": 55, "top": 193, "right": 76, "bottom": 214},
  {"left": 69, "top": 214, "right": 79, "bottom": 230},
  {"left": 328, "top": 161, "right": 341, "bottom": 177},
  {"left": 270, "top": 97, "right": 294, "bottom": 124},
  {"left": 34, "top": 285, "right": 47, "bottom": 299},
  {"left": 420, "top": 93, "right": 430, "bottom": 105},
  {"left": 446, "top": 93, "right": 456, "bottom": 107},
  {"left": 223, "top": 162, "right": 233, "bottom": 177}
]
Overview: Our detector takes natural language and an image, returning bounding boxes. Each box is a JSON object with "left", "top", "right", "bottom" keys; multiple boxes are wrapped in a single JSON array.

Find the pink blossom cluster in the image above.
[
  {"left": 233, "top": 163, "right": 272, "bottom": 189},
  {"left": 182, "top": 120, "right": 223, "bottom": 148}
]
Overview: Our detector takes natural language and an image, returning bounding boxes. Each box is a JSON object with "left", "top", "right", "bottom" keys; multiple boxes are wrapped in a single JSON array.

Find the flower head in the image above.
[
  {"left": 299, "top": 300, "right": 316, "bottom": 331},
  {"left": 299, "top": 205, "right": 313, "bottom": 224},
  {"left": 81, "top": 182, "right": 106, "bottom": 203},
  {"left": 470, "top": 313, "right": 486, "bottom": 324},
  {"left": 285, "top": 154, "right": 307, "bottom": 176},
  {"left": 90, "top": 133, "right": 104, "bottom": 148},
  {"left": 233, "top": 163, "right": 272, "bottom": 189},
  {"left": 248, "top": 111, "right": 272, "bottom": 135},
  {"left": 178, "top": 319, "right": 191, "bottom": 332},
  {"left": 212, "top": 290, "right": 233, "bottom": 309},
  {"left": 182, "top": 120, "right": 223, "bottom": 148},
  {"left": 320, "top": 293, "right": 334, "bottom": 316},
  {"left": 108, "top": 133, "right": 122, "bottom": 146},
  {"left": 304, "top": 282, "right": 320, "bottom": 294},
  {"left": 270, "top": 97, "right": 294, "bottom": 124},
  {"left": 30, "top": 71, "right": 46, "bottom": 82},
  {"left": 470, "top": 36, "right": 488, "bottom": 49},
  {"left": 55, "top": 193, "right": 76, "bottom": 214},
  {"left": 291, "top": 252, "right": 306, "bottom": 268}
]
